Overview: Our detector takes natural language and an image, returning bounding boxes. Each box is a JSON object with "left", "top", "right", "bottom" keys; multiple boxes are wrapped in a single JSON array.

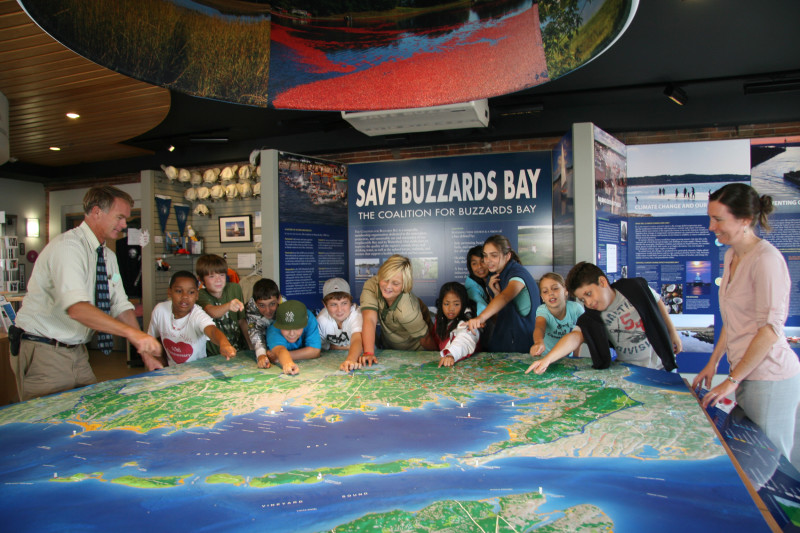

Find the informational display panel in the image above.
[
  {"left": 750, "top": 136, "right": 800, "bottom": 330},
  {"left": 551, "top": 132, "right": 576, "bottom": 279},
  {"left": 593, "top": 125, "right": 628, "bottom": 283},
  {"left": 625, "top": 139, "right": 800, "bottom": 371},
  {"left": 348, "top": 152, "right": 552, "bottom": 306},
  {"left": 278, "top": 152, "right": 348, "bottom": 311}
]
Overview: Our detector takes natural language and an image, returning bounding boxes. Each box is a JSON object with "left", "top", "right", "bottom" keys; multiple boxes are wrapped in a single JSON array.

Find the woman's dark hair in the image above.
[
  {"left": 466, "top": 245, "right": 491, "bottom": 305},
  {"left": 466, "top": 246, "right": 484, "bottom": 277},
  {"left": 435, "top": 282, "right": 473, "bottom": 340},
  {"left": 709, "top": 183, "right": 774, "bottom": 232},
  {"left": 483, "top": 234, "right": 521, "bottom": 264}
]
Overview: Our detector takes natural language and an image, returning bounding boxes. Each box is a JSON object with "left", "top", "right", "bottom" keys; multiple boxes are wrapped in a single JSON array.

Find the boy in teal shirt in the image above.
[{"left": 266, "top": 300, "right": 321, "bottom": 375}]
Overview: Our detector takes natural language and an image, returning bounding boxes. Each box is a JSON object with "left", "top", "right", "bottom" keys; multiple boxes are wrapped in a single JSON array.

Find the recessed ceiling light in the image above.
[
  {"left": 66, "top": 112, "right": 80, "bottom": 119},
  {"left": 49, "top": 146, "right": 61, "bottom": 151},
  {"left": 168, "top": 145, "right": 175, "bottom": 152}
]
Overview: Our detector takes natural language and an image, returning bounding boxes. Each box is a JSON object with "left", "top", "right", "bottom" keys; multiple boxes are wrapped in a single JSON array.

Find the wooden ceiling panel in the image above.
[{"left": 0, "top": 0, "right": 170, "bottom": 168}]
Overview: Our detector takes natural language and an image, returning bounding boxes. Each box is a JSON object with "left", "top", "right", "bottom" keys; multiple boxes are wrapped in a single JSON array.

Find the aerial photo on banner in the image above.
[{"left": 19, "top": 0, "right": 638, "bottom": 109}]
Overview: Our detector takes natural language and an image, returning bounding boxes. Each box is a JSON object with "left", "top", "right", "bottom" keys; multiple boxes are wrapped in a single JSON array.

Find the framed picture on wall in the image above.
[
  {"left": 219, "top": 215, "right": 252, "bottom": 243},
  {"left": 165, "top": 231, "right": 182, "bottom": 254}
]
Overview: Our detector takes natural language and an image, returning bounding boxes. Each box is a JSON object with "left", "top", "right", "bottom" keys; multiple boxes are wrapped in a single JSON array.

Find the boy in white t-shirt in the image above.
[
  {"left": 147, "top": 271, "right": 237, "bottom": 367},
  {"left": 316, "top": 278, "right": 365, "bottom": 372}
]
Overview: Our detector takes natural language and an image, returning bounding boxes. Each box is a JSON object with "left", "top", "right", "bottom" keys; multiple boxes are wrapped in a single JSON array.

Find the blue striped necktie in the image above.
[{"left": 96, "top": 245, "right": 114, "bottom": 354}]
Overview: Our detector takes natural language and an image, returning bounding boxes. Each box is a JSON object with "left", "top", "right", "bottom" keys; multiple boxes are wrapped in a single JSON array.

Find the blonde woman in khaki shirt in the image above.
[{"left": 359, "top": 255, "right": 436, "bottom": 366}]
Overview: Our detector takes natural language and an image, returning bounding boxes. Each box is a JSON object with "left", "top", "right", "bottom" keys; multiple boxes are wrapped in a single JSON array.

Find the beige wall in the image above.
[{"left": 0, "top": 177, "right": 46, "bottom": 288}]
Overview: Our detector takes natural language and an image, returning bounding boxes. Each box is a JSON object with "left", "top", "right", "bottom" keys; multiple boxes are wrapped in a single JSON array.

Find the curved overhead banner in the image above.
[{"left": 19, "top": 0, "right": 637, "bottom": 111}]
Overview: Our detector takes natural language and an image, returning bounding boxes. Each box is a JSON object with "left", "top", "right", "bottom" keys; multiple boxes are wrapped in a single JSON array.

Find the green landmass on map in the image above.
[
  {"left": 207, "top": 473, "right": 247, "bottom": 486},
  {"left": 776, "top": 497, "right": 800, "bottom": 526},
  {"left": 111, "top": 475, "right": 190, "bottom": 488},
  {"left": 52, "top": 472, "right": 103, "bottom": 483},
  {"left": 250, "top": 458, "right": 448, "bottom": 488},
  {"left": 525, "top": 386, "right": 639, "bottom": 443},
  {"left": 331, "top": 490, "right": 613, "bottom": 532},
  {"left": 45, "top": 459, "right": 449, "bottom": 491}
]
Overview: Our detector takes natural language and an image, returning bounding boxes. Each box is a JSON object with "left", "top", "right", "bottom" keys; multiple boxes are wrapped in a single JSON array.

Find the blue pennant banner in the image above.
[
  {"left": 155, "top": 195, "right": 172, "bottom": 234},
  {"left": 174, "top": 204, "right": 190, "bottom": 238}
]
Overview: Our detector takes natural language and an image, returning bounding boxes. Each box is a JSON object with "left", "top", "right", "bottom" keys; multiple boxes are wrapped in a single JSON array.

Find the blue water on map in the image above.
[
  {"left": 0, "top": 389, "right": 768, "bottom": 532},
  {"left": 622, "top": 364, "right": 688, "bottom": 391}
]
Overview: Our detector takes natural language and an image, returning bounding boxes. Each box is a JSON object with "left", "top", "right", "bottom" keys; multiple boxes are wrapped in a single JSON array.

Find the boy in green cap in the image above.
[{"left": 266, "top": 300, "right": 321, "bottom": 375}]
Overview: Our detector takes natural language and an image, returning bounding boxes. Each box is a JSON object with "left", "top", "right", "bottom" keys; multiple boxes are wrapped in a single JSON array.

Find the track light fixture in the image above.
[
  {"left": 664, "top": 84, "right": 687, "bottom": 106},
  {"left": 743, "top": 78, "right": 800, "bottom": 95}
]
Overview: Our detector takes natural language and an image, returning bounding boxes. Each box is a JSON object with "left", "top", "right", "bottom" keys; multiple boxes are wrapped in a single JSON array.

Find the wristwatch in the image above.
[{"left": 727, "top": 375, "right": 740, "bottom": 385}]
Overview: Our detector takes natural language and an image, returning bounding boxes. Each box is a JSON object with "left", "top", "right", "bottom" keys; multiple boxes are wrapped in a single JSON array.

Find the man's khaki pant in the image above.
[{"left": 10, "top": 340, "right": 96, "bottom": 401}]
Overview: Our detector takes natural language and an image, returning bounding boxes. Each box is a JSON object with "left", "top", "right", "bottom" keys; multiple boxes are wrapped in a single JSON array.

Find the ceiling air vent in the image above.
[{"left": 342, "top": 99, "right": 489, "bottom": 137}]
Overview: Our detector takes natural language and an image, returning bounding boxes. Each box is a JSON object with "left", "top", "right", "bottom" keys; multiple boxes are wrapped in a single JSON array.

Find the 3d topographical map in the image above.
[{"left": 0, "top": 351, "right": 769, "bottom": 532}]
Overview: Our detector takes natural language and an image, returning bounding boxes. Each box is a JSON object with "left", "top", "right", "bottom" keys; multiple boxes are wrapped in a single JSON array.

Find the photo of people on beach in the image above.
[{"left": 627, "top": 140, "right": 751, "bottom": 218}]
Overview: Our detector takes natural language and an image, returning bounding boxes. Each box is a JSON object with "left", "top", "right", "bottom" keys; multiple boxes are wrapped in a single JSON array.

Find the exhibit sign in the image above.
[
  {"left": 625, "top": 138, "right": 800, "bottom": 369},
  {"left": 625, "top": 140, "right": 752, "bottom": 371},
  {"left": 750, "top": 136, "right": 800, "bottom": 330},
  {"left": 593, "top": 125, "right": 629, "bottom": 282},
  {"left": 552, "top": 131, "right": 576, "bottom": 279},
  {"left": 347, "top": 152, "right": 553, "bottom": 306},
  {"left": 278, "top": 152, "right": 348, "bottom": 311}
]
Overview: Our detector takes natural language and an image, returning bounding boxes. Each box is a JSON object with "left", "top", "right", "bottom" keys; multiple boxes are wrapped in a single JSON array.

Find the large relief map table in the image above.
[{"left": 0, "top": 351, "right": 773, "bottom": 532}]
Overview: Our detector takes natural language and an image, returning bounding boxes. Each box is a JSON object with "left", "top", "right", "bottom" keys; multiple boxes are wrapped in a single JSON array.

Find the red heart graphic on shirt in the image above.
[{"left": 162, "top": 339, "right": 193, "bottom": 364}]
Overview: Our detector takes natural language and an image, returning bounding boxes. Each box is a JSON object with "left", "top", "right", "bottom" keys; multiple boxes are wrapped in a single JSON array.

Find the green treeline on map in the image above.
[
  {"left": 111, "top": 475, "right": 189, "bottom": 488},
  {"left": 54, "top": 460, "right": 447, "bottom": 490},
  {"left": 526, "top": 388, "right": 639, "bottom": 443},
  {"left": 249, "top": 459, "right": 447, "bottom": 488}
]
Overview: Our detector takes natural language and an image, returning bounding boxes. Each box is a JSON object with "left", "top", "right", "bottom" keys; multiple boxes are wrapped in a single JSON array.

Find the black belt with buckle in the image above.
[{"left": 21, "top": 332, "right": 81, "bottom": 349}]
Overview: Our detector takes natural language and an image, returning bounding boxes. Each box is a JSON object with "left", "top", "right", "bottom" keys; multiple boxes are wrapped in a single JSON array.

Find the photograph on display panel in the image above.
[
  {"left": 593, "top": 126, "right": 628, "bottom": 217},
  {"left": 750, "top": 136, "right": 800, "bottom": 212},
  {"left": 626, "top": 140, "right": 750, "bottom": 218}
]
